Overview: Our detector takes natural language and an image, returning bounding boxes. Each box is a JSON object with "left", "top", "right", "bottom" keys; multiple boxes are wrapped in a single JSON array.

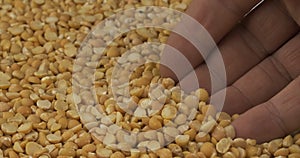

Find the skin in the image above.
[{"left": 160, "top": 0, "right": 300, "bottom": 143}]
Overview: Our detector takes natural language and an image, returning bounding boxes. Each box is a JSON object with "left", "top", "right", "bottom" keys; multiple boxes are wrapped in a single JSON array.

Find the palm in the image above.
[{"left": 161, "top": 0, "right": 300, "bottom": 143}]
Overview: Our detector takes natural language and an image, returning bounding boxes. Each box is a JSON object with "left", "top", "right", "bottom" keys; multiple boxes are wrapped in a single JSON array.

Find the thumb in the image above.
[{"left": 232, "top": 76, "right": 300, "bottom": 143}]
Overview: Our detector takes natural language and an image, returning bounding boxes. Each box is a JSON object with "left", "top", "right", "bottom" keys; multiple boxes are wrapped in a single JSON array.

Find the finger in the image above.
[
  {"left": 232, "top": 75, "right": 300, "bottom": 143},
  {"left": 214, "top": 32, "right": 300, "bottom": 115},
  {"left": 178, "top": 0, "right": 299, "bottom": 93},
  {"left": 281, "top": 0, "right": 300, "bottom": 26},
  {"left": 160, "top": 0, "right": 262, "bottom": 81}
]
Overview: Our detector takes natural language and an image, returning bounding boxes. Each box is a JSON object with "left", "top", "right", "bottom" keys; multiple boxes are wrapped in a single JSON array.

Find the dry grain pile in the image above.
[{"left": 0, "top": 0, "right": 300, "bottom": 157}]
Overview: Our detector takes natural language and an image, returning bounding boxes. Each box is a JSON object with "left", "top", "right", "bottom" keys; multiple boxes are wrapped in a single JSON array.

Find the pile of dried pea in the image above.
[{"left": 0, "top": 0, "right": 300, "bottom": 157}]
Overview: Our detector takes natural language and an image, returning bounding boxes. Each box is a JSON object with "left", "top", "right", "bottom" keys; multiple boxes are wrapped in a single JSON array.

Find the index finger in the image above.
[{"left": 160, "top": 0, "right": 263, "bottom": 81}]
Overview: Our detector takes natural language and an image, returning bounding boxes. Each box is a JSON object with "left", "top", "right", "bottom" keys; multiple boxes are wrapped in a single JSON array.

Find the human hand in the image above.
[{"left": 160, "top": 0, "right": 300, "bottom": 143}]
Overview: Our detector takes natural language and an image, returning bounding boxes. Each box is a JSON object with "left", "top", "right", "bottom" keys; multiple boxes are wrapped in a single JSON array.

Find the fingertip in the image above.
[{"left": 231, "top": 104, "right": 286, "bottom": 143}]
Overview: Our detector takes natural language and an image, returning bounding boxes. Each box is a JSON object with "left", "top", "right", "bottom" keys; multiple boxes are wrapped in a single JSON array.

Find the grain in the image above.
[
  {"left": 222, "top": 151, "right": 236, "bottom": 158},
  {"left": 224, "top": 125, "right": 236, "bottom": 138},
  {"left": 1, "top": 122, "right": 18, "bottom": 135},
  {"left": 283, "top": 135, "right": 294, "bottom": 147},
  {"left": 195, "top": 132, "right": 210, "bottom": 142},
  {"left": 107, "top": 46, "right": 120, "bottom": 57},
  {"left": 164, "top": 126, "right": 180, "bottom": 138},
  {"left": 147, "top": 141, "right": 161, "bottom": 151},
  {"left": 289, "top": 153, "right": 300, "bottom": 158},
  {"left": 37, "top": 100, "right": 52, "bottom": 110},
  {"left": 44, "top": 30, "right": 57, "bottom": 41},
  {"left": 34, "top": 0, "right": 45, "bottom": 5},
  {"left": 103, "top": 133, "right": 116, "bottom": 145},
  {"left": 0, "top": 102, "right": 10, "bottom": 112},
  {"left": 0, "top": 72, "right": 11, "bottom": 89},
  {"left": 175, "top": 135, "right": 190, "bottom": 147},
  {"left": 96, "top": 148, "right": 112, "bottom": 158},
  {"left": 171, "top": 88, "right": 182, "bottom": 103},
  {"left": 25, "top": 142, "right": 43, "bottom": 156},
  {"left": 59, "top": 148, "right": 76, "bottom": 157},
  {"left": 149, "top": 116, "right": 162, "bottom": 130},
  {"left": 246, "top": 145, "right": 261, "bottom": 157},
  {"left": 174, "top": 113, "right": 187, "bottom": 125},
  {"left": 195, "top": 88, "right": 209, "bottom": 102},
  {"left": 54, "top": 100, "right": 68, "bottom": 111},
  {"left": 8, "top": 25, "right": 24, "bottom": 35},
  {"left": 232, "top": 138, "right": 247, "bottom": 148},
  {"left": 161, "top": 105, "right": 177, "bottom": 120},
  {"left": 289, "top": 144, "right": 300, "bottom": 153},
  {"left": 17, "top": 122, "right": 32, "bottom": 134},
  {"left": 268, "top": 139, "right": 283, "bottom": 154},
  {"left": 200, "top": 142, "right": 216, "bottom": 157},
  {"left": 11, "top": 44, "right": 22, "bottom": 54},
  {"left": 32, "top": 46, "right": 46, "bottom": 54},
  {"left": 46, "top": 134, "right": 62, "bottom": 143},
  {"left": 274, "top": 148, "right": 289, "bottom": 156},
  {"left": 184, "top": 95, "right": 198, "bottom": 108},
  {"left": 212, "top": 125, "right": 226, "bottom": 141},
  {"left": 168, "top": 143, "right": 183, "bottom": 156},
  {"left": 216, "top": 138, "right": 232, "bottom": 154},
  {"left": 64, "top": 45, "right": 77, "bottom": 57},
  {"left": 156, "top": 148, "right": 172, "bottom": 158},
  {"left": 110, "top": 151, "right": 125, "bottom": 158},
  {"left": 30, "top": 21, "right": 43, "bottom": 30},
  {"left": 200, "top": 119, "right": 217, "bottom": 133}
]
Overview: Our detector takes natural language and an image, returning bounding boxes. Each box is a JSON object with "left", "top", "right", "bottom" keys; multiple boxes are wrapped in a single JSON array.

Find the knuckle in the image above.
[{"left": 264, "top": 101, "right": 288, "bottom": 134}]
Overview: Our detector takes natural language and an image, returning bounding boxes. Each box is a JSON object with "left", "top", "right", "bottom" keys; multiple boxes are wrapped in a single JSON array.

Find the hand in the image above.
[{"left": 160, "top": 0, "right": 300, "bottom": 143}]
